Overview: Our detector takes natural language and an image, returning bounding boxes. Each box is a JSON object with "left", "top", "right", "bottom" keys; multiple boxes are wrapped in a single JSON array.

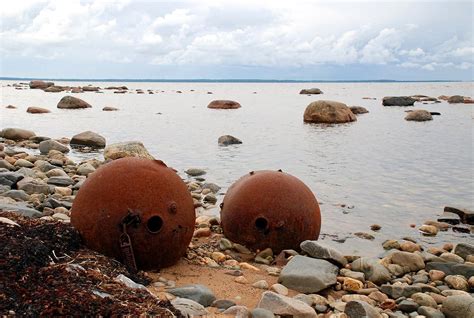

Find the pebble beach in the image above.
[{"left": 1, "top": 80, "right": 473, "bottom": 317}]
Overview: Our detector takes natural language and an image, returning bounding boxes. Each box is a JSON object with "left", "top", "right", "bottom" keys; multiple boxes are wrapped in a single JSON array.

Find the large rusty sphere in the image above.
[
  {"left": 220, "top": 170, "right": 321, "bottom": 253},
  {"left": 71, "top": 158, "right": 195, "bottom": 270}
]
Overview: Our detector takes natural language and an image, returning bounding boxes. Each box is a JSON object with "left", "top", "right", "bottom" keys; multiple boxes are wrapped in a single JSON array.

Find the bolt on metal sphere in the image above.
[
  {"left": 71, "top": 158, "right": 195, "bottom": 270},
  {"left": 220, "top": 170, "right": 321, "bottom": 253}
]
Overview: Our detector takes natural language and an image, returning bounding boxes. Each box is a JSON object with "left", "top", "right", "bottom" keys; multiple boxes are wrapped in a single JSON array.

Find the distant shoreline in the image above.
[{"left": 0, "top": 77, "right": 468, "bottom": 83}]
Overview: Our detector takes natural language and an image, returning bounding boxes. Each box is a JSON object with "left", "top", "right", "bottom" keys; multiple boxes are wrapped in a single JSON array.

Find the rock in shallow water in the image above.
[
  {"left": 70, "top": 131, "right": 106, "bottom": 148},
  {"left": 382, "top": 96, "right": 416, "bottom": 106},
  {"left": 39, "top": 140, "right": 69, "bottom": 154},
  {"left": 278, "top": 255, "right": 338, "bottom": 293},
  {"left": 303, "top": 100, "right": 357, "bottom": 124},
  {"left": 405, "top": 109, "right": 433, "bottom": 121},
  {"left": 0, "top": 128, "right": 36, "bottom": 141},
  {"left": 57, "top": 95, "right": 92, "bottom": 109},
  {"left": 218, "top": 135, "right": 242, "bottom": 146},
  {"left": 103, "top": 141, "right": 154, "bottom": 160}
]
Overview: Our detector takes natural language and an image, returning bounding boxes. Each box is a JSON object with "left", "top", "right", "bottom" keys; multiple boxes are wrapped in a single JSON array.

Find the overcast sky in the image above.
[{"left": 1, "top": 0, "right": 472, "bottom": 80}]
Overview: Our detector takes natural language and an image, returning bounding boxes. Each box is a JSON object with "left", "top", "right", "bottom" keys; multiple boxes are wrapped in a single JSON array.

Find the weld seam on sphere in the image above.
[
  {"left": 220, "top": 170, "right": 321, "bottom": 252},
  {"left": 71, "top": 157, "right": 195, "bottom": 270}
]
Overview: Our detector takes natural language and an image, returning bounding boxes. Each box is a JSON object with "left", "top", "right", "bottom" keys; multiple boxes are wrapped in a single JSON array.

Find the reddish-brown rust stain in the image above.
[
  {"left": 71, "top": 158, "right": 195, "bottom": 270},
  {"left": 220, "top": 170, "right": 321, "bottom": 253}
]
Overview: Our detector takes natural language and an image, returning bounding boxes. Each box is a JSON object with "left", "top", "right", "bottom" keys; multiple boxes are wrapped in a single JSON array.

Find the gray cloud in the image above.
[{"left": 1, "top": 0, "right": 472, "bottom": 79}]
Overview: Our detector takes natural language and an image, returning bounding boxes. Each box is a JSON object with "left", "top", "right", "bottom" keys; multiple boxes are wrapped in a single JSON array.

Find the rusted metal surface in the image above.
[
  {"left": 220, "top": 170, "right": 321, "bottom": 253},
  {"left": 71, "top": 158, "right": 195, "bottom": 270}
]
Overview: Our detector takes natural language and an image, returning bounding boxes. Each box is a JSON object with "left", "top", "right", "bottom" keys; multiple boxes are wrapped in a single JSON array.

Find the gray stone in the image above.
[
  {"left": 447, "top": 95, "right": 464, "bottom": 103},
  {"left": 202, "top": 183, "right": 221, "bottom": 193},
  {"left": 418, "top": 306, "right": 445, "bottom": 318},
  {"left": 344, "top": 300, "right": 382, "bottom": 318},
  {"left": 278, "top": 255, "right": 338, "bottom": 293},
  {"left": 257, "top": 291, "right": 317, "bottom": 318},
  {"left": 251, "top": 308, "right": 275, "bottom": 318},
  {"left": 350, "top": 257, "right": 392, "bottom": 284},
  {"left": 426, "top": 262, "right": 474, "bottom": 279},
  {"left": 185, "top": 168, "right": 206, "bottom": 176},
  {"left": 0, "top": 172, "right": 24, "bottom": 187},
  {"left": 397, "top": 299, "right": 419, "bottom": 312},
  {"left": 222, "top": 305, "right": 250, "bottom": 317},
  {"left": 300, "top": 240, "right": 347, "bottom": 267},
  {"left": 39, "top": 140, "right": 69, "bottom": 154},
  {"left": 171, "top": 297, "right": 208, "bottom": 317},
  {"left": 211, "top": 299, "right": 236, "bottom": 310},
  {"left": 218, "top": 135, "right": 242, "bottom": 146},
  {"left": 17, "top": 177, "right": 49, "bottom": 195},
  {"left": 441, "top": 295, "right": 474, "bottom": 318},
  {"left": 381, "top": 284, "right": 422, "bottom": 299},
  {"left": 0, "top": 203, "right": 42, "bottom": 218},
  {"left": 340, "top": 268, "right": 365, "bottom": 282},
  {"left": 70, "top": 131, "right": 106, "bottom": 148},
  {"left": 382, "top": 96, "right": 416, "bottom": 106},
  {"left": 453, "top": 243, "right": 474, "bottom": 260},
  {"left": 35, "top": 161, "right": 58, "bottom": 172},
  {"left": 167, "top": 284, "right": 216, "bottom": 307},
  {"left": 47, "top": 176, "right": 74, "bottom": 187},
  {"left": 77, "top": 163, "right": 96, "bottom": 176},
  {"left": 2, "top": 190, "right": 30, "bottom": 201}
]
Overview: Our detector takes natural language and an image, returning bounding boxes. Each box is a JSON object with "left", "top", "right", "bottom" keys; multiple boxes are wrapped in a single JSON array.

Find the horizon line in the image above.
[{"left": 0, "top": 76, "right": 469, "bottom": 83}]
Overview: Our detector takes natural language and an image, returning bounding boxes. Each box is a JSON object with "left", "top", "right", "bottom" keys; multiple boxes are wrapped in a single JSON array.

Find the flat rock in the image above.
[
  {"left": 350, "top": 257, "right": 391, "bottom": 285},
  {"left": 167, "top": 284, "right": 216, "bottom": 307},
  {"left": 70, "top": 131, "right": 106, "bottom": 148},
  {"left": 26, "top": 106, "right": 50, "bottom": 114},
  {"left": 382, "top": 96, "right": 416, "bottom": 106},
  {"left": 349, "top": 106, "right": 369, "bottom": 114},
  {"left": 300, "top": 88, "right": 323, "bottom": 94},
  {"left": 17, "top": 177, "right": 49, "bottom": 195},
  {"left": 185, "top": 168, "right": 206, "bottom": 177},
  {"left": 0, "top": 172, "right": 24, "bottom": 187},
  {"left": 300, "top": 240, "right": 347, "bottom": 267},
  {"left": 425, "top": 262, "right": 474, "bottom": 279},
  {"left": 104, "top": 141, "right": 154, "bottom": 160},
  {"left": 2, "top": 190, "right": 30, "bottom": 201},
  {"left": 47, "top": 176, "right": 74, "bottom": 187},
  {"left": 29, "top": 80, "right": 54, "bottom": 89},
  {"left": 257, "top": 291, "right": 317, "bottom": 318},
  {"left": 444, "top": 206, "right": 474, "bottom": 225},
  {"left": 278, "top": 255, "right": 338, "bottom": 293},
  {"left": 57, "top": 96, "right": 92, "bottom": 109},
  {"left": 0, "top": 128, "right": 36, "bottom": 141},
  {"left": 39, "top": 140, "right": 69, "bottom": 154},
  {"left": 303, "top": 100, "right": 357, "bottom": 124},
  {"left": 397, "top": 299, "right": 419, "bottom": 312},
  {"left": 0, "top": 203, "right": 42, "bottom": 218},
  {"left": 171, "top": 297, "right": 208, "bottom": 317}
]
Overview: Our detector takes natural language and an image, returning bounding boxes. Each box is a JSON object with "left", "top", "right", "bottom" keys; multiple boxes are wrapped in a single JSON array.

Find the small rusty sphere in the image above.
[
  {"left": 220, "top": 170, "right": 321, "bottom": 252},
  {"left": 71, "top": 158, "right": 195, "bottom": 270}
]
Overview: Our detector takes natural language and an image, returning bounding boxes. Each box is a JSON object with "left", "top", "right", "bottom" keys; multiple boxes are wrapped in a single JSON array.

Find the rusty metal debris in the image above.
[
  {"left": 220, "top": 170, "right": 321, "bottom": 253},
  {"left": 71, "top": 158, "right": 195, "bottom": 270}
]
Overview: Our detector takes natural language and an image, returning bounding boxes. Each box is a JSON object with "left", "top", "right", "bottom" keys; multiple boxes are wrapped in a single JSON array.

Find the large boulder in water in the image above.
[
  {"left": 70, "top": 131, "right": 106, "bottom": 148},
  {"left": 29, "top": 80, "right": 54, "bottom": 89},
  {"left": 0, "top": 128, "right": 36, "bottom": 140},
  {"left": 207, "top": 100, "right": 241, "bottom": 109},
  {"left": 300, "top": 88, "right": 323, "bottom": 95},
  {"left": 104, "top": 141, "right": 154, "bottom": 160},
  {"left": 405, "top": 110, "right": 433, "bottom": 122},
  {"left": 57, "top": 96, "right": 92, "bottom": 109},
  {"left": 447, "top": 95, "right": 465, "bottom": 104},
  {"left": 303, "top": 100, "right": 357, "bottom": 124},
  {"left": 382, "top": 96, "right": 416, "bottom": 106}
]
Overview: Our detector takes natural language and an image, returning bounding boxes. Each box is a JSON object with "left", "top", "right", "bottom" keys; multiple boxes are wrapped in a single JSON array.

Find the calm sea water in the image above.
[{"left": 1, "top": 80, "right": 473, "bottom": 255}]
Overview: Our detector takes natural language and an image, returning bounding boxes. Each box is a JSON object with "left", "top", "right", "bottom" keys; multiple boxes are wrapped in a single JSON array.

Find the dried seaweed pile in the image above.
[{"left": 0, "top": 212, "right": 181, "bottom": 317}]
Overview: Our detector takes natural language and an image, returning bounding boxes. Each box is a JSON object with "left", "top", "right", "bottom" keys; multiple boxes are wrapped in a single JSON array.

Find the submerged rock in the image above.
[
  {"left": 26, "top": 107, "right": 51, "bottom": 114},
  {"left": 303, "top": 100, "right": 357, "bottom": 124}
]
